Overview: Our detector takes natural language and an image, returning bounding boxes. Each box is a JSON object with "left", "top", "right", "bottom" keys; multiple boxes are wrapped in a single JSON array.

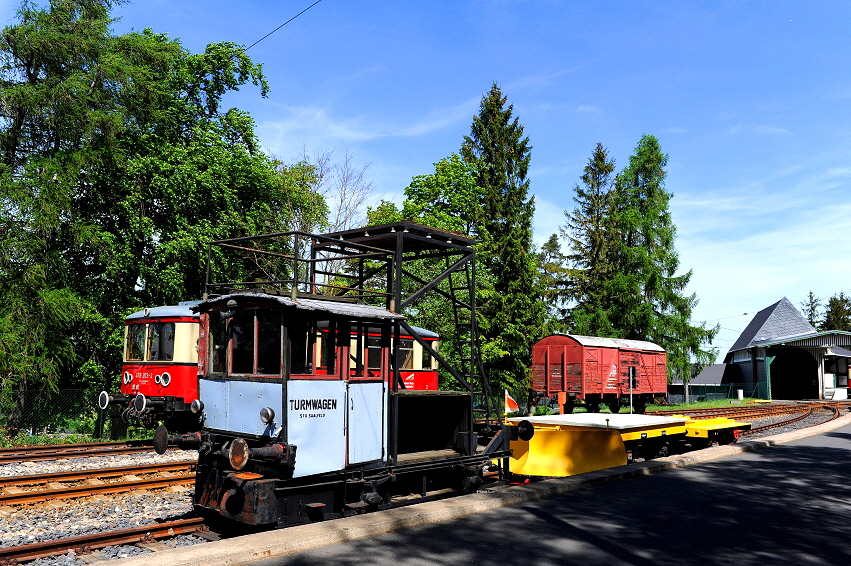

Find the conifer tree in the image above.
[
  {"left": 800, "top": 291, "right": 822, "bottom": 328},
  {"left": 821, "top": 292, "right": 851, "bottom": 331},
  {"left": 563, "top": 143, "right": 617, "bottom": 336},
  {"left": 565, "top": 135, "right": 717, "bottom": 381},
  {"left": 604, "top": 134, "right": 717, "bottom": 380},
  {"left": 460, "top": 83, "right": 545, "bottom": 390}
]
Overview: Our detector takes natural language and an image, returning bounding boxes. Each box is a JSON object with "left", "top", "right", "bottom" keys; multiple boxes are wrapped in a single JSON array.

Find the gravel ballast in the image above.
[{"left": 0, "top": 448, "right": 201, "bottom": 566}]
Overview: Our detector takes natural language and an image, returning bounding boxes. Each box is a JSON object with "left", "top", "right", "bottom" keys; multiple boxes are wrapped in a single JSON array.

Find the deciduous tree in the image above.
[{"left": 0, "top": 0, "right": 326, "bottom": 392}]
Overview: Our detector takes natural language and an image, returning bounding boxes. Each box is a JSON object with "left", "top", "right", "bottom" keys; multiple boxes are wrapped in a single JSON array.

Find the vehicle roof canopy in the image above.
[
  {"left": 194, "top": 293, "right": 405, "bottom": 322},
  {"left": 126, "top": 303, "right": 201, "bottom": 321}
]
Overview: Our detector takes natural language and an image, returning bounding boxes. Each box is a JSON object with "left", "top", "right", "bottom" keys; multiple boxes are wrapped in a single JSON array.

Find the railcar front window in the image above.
[
  {"left": 231, "top": 310, "right": 255, "bottom": 374},
  {"left": 148, "top": 322, "right": 175, "bottom": 361},
  {"left": 256, "top": 310, "right": 282, "bottom": 375},
  {"left": 126, "top": 325, "right": 145, "bottom": 361}
]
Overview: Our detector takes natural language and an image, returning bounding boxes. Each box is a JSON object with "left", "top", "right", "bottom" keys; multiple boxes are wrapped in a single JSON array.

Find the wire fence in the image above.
[
  {"left": 667, "top": 383, "right": 770, "bottom": 405},
  {"left": 0, "top": 389, "right": 124, "bottom": 439}
]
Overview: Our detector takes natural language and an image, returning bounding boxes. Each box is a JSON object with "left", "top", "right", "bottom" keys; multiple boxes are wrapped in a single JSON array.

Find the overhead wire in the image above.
[{"left": 246, "top": 1, "right": 323, "bottom": 50}]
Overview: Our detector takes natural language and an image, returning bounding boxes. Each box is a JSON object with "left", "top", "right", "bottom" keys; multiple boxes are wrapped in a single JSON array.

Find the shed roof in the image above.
[
  {"left": 670, "top": 364, "right": 743, "bottom": 385},
  {"left": 728, "top": 297, "right": 815, "bottom": 352}
]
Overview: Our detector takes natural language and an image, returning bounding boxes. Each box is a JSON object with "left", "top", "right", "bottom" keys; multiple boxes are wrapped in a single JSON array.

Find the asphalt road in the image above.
[{"left": 246, "top": 423, "right": 851, "bottom": 566}]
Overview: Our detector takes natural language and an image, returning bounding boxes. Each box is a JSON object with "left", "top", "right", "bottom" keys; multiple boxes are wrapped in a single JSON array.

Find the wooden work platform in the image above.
[
  {"left": 508, "top": 413, "right": 687, "bottom": 430},
  {"left": 396, "top": 449, "right": 459, "bottom": 465}
]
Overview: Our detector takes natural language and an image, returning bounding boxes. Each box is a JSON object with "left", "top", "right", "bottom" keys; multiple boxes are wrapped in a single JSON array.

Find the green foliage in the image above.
[
  {"left": 534, "top": 233, "right": 570, "bottom": 331},
  {"left": 821, "top": 291, "right": 851, "bottom": 331},
  {"left": 565, "top": 135, "right": 717, "bottom": 382},
  {"left": 402, "top": 154, "right": 479, "bottom": 234},
  {"left": 0, "top": 0, "right": 327, "bottom": 392}
]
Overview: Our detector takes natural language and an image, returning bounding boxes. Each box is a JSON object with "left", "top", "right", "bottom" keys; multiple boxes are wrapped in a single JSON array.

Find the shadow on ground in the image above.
[{"left": 249, "top": 427, "right": 851, "bottom": 566}]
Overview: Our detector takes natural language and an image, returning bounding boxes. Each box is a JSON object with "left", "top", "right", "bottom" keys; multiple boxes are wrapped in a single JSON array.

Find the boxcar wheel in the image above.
[
  {"left": 607, "top": 402, "right": 620, "bottom": 414},
  {"left": 563, "top": 402, "right": 575, "bottom": 414},
  {"left": 587, "top": 402, "right": 601, "bottom": 413}
]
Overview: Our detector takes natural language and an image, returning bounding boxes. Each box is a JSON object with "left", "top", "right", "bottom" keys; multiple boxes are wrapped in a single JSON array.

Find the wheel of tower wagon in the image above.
[{"left": 607, "top": 401, "right": 620, "bottom": 414}]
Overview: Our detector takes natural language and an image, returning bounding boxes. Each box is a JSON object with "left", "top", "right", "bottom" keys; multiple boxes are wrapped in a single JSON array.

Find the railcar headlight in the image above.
[
  {"left": 123, "top": 372, "right": 133, "bottom": 384},
  {"left": 160, "top": 372, "right": 171, "bottom": 387},
  {"left": 190, "top": 399, "right": 204, "bottom": 414},
  {"left": 259, "top": 407, "right": 275, "bottom": 424},
  {"left": 98, "top": 391, "right": 112, "bottom": 410}
]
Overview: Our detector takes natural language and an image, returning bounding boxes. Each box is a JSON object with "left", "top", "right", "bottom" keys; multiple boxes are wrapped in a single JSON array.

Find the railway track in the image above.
[
  {"left": 0, "top": 461, "right": 196, "bottom": 507},
  {"left": 0, "top": 517, "right": 209, "bottom": 564},
  {"left": 0, "top": 441, "right": 159, "bottom": 465},
  {"left": 648, "top": 402, "right": 843, "bottom": 421},
  {"left": 741, "top": 404, "right": 843, "bottom": 435}
]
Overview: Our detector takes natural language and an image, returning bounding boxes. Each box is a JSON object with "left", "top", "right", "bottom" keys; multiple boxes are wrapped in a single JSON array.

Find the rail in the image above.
[{"left": 0, "top": 518, "right": 207, "bottom": 564}]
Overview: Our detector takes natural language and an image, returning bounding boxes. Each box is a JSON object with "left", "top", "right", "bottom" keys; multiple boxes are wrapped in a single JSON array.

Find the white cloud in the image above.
[
  {"left": 257, "top": 97, "right": 479, "bottom": 159},
  {"left": 576, "top": 105, "right": 601, "bottom": 113},
  {"left": 680, "top": 199, "right": 851, "bottom": 350},
  {"left": 727, "top": 123, "right": 791, "bottom": 136}
]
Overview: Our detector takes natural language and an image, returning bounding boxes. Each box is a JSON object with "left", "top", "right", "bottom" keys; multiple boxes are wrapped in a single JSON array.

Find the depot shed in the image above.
[
  {"left": 531, "top": 335, "right": 668, "bottom": 405},
  {"left": 725, "top": 297, "right": 851, "bottom": 400}
]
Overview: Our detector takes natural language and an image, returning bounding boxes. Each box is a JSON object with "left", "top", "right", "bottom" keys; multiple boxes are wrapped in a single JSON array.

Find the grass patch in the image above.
[{"left": 648, "top": 398, "right": 765, "bottom": 412}]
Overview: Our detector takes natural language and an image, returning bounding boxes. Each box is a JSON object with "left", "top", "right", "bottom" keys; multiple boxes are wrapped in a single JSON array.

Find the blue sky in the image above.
[{"left": 4, "top": 1, "right": 850, "bottom": 353}]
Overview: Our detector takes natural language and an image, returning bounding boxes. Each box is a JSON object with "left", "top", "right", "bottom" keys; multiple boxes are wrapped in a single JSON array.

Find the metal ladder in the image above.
[{"left": 446, "top": 256, "right": 497, "bottom": 423}]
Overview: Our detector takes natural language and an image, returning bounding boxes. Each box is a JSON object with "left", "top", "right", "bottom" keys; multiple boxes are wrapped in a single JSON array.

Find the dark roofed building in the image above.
[{"left": 725, "top": 297, "right": 851, "bottom": 400}]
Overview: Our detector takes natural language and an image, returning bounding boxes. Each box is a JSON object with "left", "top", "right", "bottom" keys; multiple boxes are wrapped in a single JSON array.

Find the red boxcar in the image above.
[{"left": 530, "top": 334, "right": 667, "bottom": 414}]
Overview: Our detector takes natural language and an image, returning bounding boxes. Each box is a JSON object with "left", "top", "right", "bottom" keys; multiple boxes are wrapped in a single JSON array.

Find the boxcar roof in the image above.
[
  {"left": 196, "top": 293, "right": 405, "bottom": 321},
  {"left": 543, "top": 334, "right": 664, "bottom": 352}
]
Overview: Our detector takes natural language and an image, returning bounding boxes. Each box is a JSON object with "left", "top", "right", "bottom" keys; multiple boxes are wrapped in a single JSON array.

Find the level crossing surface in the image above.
[{"left": 247, "top": 422, "right": 851, "bottom": 566}]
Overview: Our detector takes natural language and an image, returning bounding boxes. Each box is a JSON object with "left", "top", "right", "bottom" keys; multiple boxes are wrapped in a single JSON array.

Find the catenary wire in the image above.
[{"left": 246, "top": 1, "right": 323, "bottom": 50}]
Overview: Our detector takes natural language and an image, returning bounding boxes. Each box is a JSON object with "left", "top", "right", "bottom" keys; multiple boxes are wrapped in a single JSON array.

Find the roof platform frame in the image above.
[{"left": 202, "top": 221, "right": 498, "bottom": 425}]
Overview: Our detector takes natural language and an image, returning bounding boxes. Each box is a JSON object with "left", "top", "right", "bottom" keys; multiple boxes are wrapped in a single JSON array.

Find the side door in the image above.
[
  {"left": 347, "top": 381, "right": 387, "bottom": 464},
  {"left": 287, "top": 379, "right": 347, "bottom": 478}
]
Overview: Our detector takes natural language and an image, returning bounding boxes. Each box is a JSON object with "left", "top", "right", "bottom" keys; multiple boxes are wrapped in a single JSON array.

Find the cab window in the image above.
[
  {"left": 231, "top": 310, "right": 255, "bottom": 374},
  {"left": 126, "top": 325, "right": 145, "bottom": 361},
  {"left": 148, "top": 322, "right": 175, "bottom": 361}
]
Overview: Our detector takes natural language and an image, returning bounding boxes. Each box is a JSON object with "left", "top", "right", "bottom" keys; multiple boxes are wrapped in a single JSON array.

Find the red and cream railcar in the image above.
[
  {"left": 530, "top": 334, "right": 667, "bottom": 414},
  {"left": 98, "top": 303, "right": 202, "bottom": 429},
  {"left": 98, "top": 304, "right": 440, "bottom": 430}
]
